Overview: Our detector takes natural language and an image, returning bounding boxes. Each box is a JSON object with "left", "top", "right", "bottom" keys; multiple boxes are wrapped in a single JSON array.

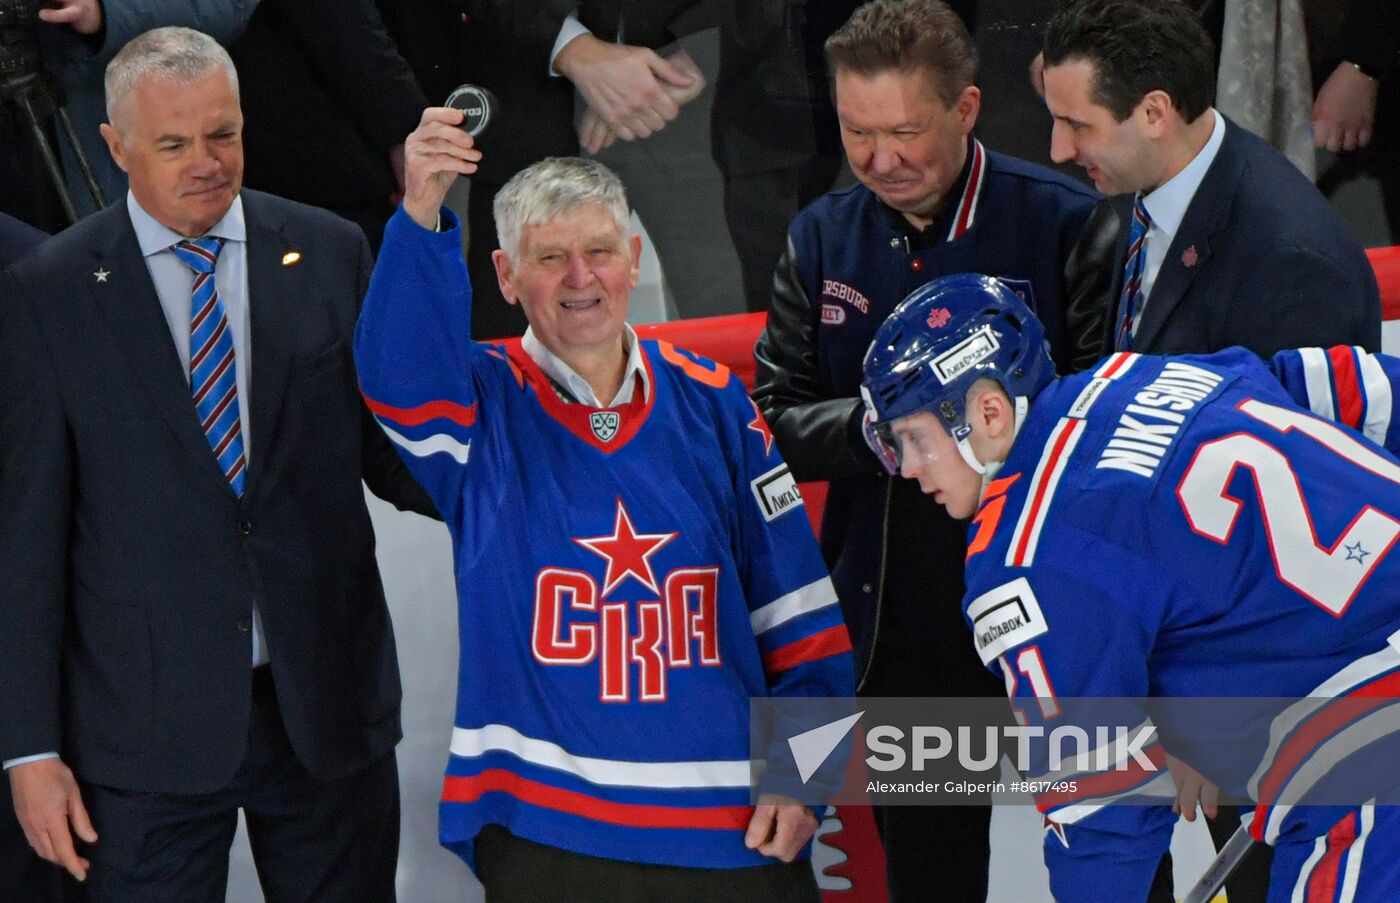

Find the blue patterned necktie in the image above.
[
  {"left": 171, "top": 237, "right": 246, "bottom": 495},
  {"left": 1115, "top": 194, "right": 1152, "bottom": 352}
]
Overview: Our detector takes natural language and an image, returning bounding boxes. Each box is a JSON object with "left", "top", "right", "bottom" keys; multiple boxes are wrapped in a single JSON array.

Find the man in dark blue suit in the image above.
[
  {"left": 0, "top": 212, "right": 74, "bottom": 903},
  {"left": 0, "top": 27, "right": 435, "bottom": 900},
  {"left": 1040, "top": 2, "right": 1382, "bottom": 900},
  {"left": 1043, "top": 0, "right": 1381, "bottom": 362}
]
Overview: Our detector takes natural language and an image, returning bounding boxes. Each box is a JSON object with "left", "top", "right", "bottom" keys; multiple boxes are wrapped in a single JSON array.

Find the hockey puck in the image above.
[{"left": 445, "top": 84, "right": 498, "bottom": 138}]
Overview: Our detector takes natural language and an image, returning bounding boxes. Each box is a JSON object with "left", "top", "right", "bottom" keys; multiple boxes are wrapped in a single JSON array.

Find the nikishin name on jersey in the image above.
[
  {"left": 531, "top": 566, "right": 722, "bottom": 703},
  {"left": 752, "top": 464, "right": 803, "bottom": 521},
  {"left": 1096, "top": 362, "right": 1224, "bottom": 479}
]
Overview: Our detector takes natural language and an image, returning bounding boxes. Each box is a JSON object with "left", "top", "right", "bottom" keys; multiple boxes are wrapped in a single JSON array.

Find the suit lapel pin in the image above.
[
  {"left": 282, "top": 251, "right": 302, "bottom": 266},
  {"left": 1181, "top": 245, "right": 1199, "bottom": 268},
  {"left": 93, "top": 267, "right": 110, "bottom": 283}
]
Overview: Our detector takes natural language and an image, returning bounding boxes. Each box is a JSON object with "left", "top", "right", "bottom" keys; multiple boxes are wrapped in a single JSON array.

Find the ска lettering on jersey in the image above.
[{"left": 530, "top": 499, "right": 721, "bottom": 703}]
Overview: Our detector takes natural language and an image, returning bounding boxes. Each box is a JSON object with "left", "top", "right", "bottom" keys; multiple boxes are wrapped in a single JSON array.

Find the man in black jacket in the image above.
[
  {"left": 752, "top": 2, "right": 1117, "bottom": 899},
  {"left": 229, "top": 0, "right": 427, "bottom": 252}
]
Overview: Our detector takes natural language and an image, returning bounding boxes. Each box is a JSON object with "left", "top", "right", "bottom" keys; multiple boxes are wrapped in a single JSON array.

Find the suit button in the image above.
[
  {"left": 236, "top": 617, "right": 252, "bottom": 632},
  {"left": 239, "top": 519, "right": 253, "bottom": 535}
]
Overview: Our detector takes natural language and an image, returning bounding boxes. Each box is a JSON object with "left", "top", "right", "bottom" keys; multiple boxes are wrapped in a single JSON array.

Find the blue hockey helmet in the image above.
[{"left": 860, "top": 274, "right": 1055, "bottom": 469}]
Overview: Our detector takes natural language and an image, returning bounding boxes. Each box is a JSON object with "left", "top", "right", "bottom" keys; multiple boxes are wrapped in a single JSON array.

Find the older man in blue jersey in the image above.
[
  {"left": 353, "top": 108, "right": 855, "bottom": 902},
  {"left": 860, "top": 274, "right": 1400, "bottom": 903}
]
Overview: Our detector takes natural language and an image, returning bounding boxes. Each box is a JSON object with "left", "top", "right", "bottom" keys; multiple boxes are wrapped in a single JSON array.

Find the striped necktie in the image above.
[
  {"left": 1115, "top": 194, "right": 1152, "bottom": 351},
  {"left": 171, "top": 237, "right": 246, "bottom": 495}
]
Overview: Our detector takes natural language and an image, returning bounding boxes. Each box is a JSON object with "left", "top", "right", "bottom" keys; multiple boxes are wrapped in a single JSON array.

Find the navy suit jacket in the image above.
[
  {"left": 0, "top": 213, "right": 45, "bottom": 267},
  {"left": 0, "top": 190, "right": 435, "bottom": 794},
  {"left": 1105, "top": 115, "right": 1381, "bottom": 357}
]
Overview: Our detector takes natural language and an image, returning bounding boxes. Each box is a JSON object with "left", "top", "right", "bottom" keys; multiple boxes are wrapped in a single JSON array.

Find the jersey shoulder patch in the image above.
[
  {"left": 751, "top": 463, "right": 803, "bottom": 521},
  {"left": 966, "top": 577, "right": 1049, "bottom": 666}
]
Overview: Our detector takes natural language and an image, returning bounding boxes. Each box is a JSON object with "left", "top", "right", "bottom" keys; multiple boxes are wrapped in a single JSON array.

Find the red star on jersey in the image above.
[
  {"left": 747, "top": 398, "right": 775, "bottom": 457},
  {"left": 574, "top": 499, "right": 678, "bottom": 596}
]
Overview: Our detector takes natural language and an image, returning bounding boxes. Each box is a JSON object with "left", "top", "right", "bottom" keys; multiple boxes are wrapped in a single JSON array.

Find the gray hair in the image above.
[
  {"left": 105, "top": 27, "right": 240, "bottom": 127},
  {"left": 493, "top": 157, "right": 630, "bottom": 259}
]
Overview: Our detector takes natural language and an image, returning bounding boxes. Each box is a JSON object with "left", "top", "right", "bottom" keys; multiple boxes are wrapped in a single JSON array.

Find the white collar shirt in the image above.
[
  {"left": 520, "top": 324, "right": 650, "bottom": 407},
  {"left": 1138, "top": 109, "right": 1226, "bottom": 305}
]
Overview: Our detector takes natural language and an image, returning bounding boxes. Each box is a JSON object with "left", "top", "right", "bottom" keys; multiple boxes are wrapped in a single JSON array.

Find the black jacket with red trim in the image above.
[{"left": 753, "top": 138, "right": 1119, "bottom": 689}]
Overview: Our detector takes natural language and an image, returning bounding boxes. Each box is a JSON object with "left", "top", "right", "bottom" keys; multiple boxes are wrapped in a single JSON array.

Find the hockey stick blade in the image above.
[{"left": 1182, "top": 821, "right": 1256, "bottom": 903}]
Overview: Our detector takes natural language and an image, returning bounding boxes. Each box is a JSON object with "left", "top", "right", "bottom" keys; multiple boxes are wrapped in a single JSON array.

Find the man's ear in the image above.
[
  {"left": 977, "top": 387, "right": 1014, "bottom": 440},
  {"left": 491, "top": 249, "right": 518, "bottom": 306},
  {"left": 1137, "top": 89, "right": 1175, "bottom": 136},
  {"left": 99, "top": 123, "right": 128, "bottom": 173},
  {"left": 627, "top": 233, "right": 642, "bottom": 289},
  {"left": 954, "top": 84, "right": 981, "bottom": 135}
]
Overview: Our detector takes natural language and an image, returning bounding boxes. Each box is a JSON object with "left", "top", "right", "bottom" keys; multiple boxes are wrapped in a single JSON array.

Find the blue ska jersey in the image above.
[
  {"left": 960, "top": 346, "right": 1400, "bottom": 902},
  {"left": 354, "top": 209, "right": 854, "bottom": 871}
]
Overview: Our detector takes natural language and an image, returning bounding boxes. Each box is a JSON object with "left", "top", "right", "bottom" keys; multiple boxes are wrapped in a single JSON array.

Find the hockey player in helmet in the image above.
[
  {"left": 859, "top": 273, "right": 1055, "bottom": 518},
  {"left": 861, "top": 274, "right": 1400, "bottom": 902}
]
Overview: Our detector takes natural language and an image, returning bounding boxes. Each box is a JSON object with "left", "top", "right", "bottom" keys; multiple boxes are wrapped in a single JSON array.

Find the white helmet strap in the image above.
[{"left": 955, "top": 396, "right": 1028, "bottom": 496}]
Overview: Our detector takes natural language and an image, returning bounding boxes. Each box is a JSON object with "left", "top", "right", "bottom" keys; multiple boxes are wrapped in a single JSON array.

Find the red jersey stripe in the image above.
[
  {"left": 1033, "top": 744, "right": 1168, "bottom": 812},
  {"left": 441, "top": 769, "right": 752, "bottom": 831},
  {"left": 1097, "top": 352, "right": 1137, "bottom": 380},
  {"left": 363, "top": 395, "right": 478, "bottom": 428},
  {"left": 1328, "top": 345, "right": 1365, "bottom": 430},
  {"left": 1306, "top": 810, "right": 1358, "bottom": 903},
  {"left": 1011, "top": 418, "right": 1083, "bottom": 566},
  {"left": 1255, "top": 669, "right": 1400, "bottom": 810},
  {"left": 762, "top": 624, "right": 853, "bottom": 674}
]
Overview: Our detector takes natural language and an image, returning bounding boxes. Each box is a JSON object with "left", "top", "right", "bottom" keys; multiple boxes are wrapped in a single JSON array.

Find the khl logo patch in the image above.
[{"left": 589, "top": 410, "right": 621, "bottom": 443}]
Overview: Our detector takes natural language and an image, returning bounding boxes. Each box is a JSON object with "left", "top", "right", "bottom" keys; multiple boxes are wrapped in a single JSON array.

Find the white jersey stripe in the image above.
[
  {"left": 1358, "top": 350, "right": 1393, "bottom": 448},
  {"left": 1006, "top": 417, "right": 1086, "bottom": 568},
  {"left": 1291, "top": 835, "right": 1329, "bottom": 903},
  {"left": 750, "top": 575, "right": 840, "bottom": 634},
  {"left": 1298, "top": 347, "right": 1336, "bottom": 420},
  {"left": 450, "top": 724, "right": 751, "bottom": 789},
  {"left": 1047, "top": 771, "right": 1177, "bottom": 826},
  {"left": 1006, "top": 352, "right": 1137, "bottom": 568},
  {"left": 1338, "top": 803, "right": 1375, "bottom": 903},
  {"left": 1260, "top": 703, "right": 1400, "bottom": 844},
  {"left": 1249, "top": 633, "right": 1400, "bottom": 799},
  {"left": 378, "top": 419, "right": 472, "bottom": 464},
  {"left": 1092, "top": 351, "right": 1141, "bottom": 381}
]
